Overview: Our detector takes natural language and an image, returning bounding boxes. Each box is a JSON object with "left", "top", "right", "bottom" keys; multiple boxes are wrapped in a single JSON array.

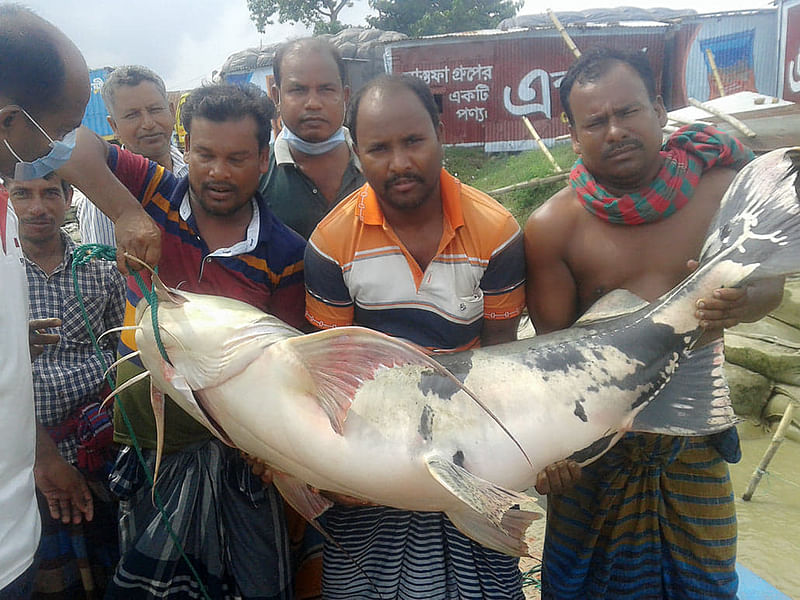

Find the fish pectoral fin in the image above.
[
  {"left": 283, "top": 326, "right": 453, "bottom": 435},
  {"left": 631, "top": 340, "right": 737, "bottom": 436},
  {"left": 425, "top": 454, "right": 543, "bottom": 557},
  {"left": 272, "top": 472, "right": 333, "bottom": 524}
]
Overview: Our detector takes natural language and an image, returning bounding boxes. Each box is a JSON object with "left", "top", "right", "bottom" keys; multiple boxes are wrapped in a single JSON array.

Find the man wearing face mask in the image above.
[
  {"left": 0, "top": 5, "right": 160, "bottom": 597},
  {"left": 259, "top": 38, "right": 364, "bottom": 240}
]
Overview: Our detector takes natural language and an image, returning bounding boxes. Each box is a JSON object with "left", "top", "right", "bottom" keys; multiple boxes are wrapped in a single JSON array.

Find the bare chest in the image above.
[{"left": 566, "top": 179, "right": 727, "bottom": 311}]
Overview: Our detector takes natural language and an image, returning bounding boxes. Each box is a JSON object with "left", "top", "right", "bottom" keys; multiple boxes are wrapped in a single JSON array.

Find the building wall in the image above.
[
  {"left": 386, "top": 28, "right": 670, "bottom": 151},
  {"left": 680, "top": 11, "right": 779, "bottom": 102}
]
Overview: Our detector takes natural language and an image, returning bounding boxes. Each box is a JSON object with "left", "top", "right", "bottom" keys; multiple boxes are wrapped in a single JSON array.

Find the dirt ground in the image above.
[{"left": 520, "top": 508, "right": 546, "bottom": 600}]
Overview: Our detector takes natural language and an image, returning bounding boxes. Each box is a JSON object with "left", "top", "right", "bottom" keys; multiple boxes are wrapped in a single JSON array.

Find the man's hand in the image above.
[
  {"left": 695, "top": 287, "right": 749, "bottom": 331},
  {"left": 534, "top": 459, "right": 582, "bottom": 495},
  {"left": 113, "top": 205, "right": 161, "bottom": 275},
  {"left": 688, "top": 260, "right": 785, "bottom": 333},
  {"left": 29, "top": 318, "right": 61, "bottom": 360},
  {"left": 242, "top": 452, "right": 273, "bottom": 486},
  {"left": 34, "top": 424, "right": 93, "bottom": 524}
]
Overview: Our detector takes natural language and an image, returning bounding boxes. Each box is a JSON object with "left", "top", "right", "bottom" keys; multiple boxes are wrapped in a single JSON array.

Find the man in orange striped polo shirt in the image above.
[{"left": 304, "top": 74, "right": 526, "bottom": 599}]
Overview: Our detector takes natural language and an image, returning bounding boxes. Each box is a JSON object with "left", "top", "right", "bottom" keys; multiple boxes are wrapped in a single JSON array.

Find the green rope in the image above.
[{"left": 71, "top": 244, "right": 212, "bottom": 600}]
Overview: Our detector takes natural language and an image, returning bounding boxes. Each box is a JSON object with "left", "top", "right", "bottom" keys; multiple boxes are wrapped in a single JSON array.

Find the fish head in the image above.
[{"left": 134, "top": 276, "right": 302, "bottom": 393}]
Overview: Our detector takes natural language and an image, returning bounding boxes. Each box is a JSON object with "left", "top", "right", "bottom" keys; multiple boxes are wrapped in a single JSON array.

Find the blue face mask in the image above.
[
  {"left": 278, "top": 125, "right": 346, "bottom": 156},
  {"left": 3, "top": 107, "right": 78, "bottom": 181}
]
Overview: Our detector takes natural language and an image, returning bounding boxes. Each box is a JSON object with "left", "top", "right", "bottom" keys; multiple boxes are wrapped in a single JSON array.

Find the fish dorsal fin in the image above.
[
  {"left": 282, "top": 327, "right": 533, "bottom": 469},
  {"left": 575, "top": 289, "right": 649, "bottom": 326}
]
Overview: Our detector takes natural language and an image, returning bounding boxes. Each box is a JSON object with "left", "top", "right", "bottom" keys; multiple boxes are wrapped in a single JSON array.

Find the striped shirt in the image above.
[
  {"left": 305, "top": 169, "right": 526, "bottom": 599},
  {"left": 305, "top": 168, "right": 525, "bottom": 351},
  {"left": 25, "top": 232, "right": 125, "bottom": 464},
  {"left": 75, "top": 144, "right": 187, "bottom": 246},
  {"left": 106, "top": 145, "right": 306, "bottom": 450}
]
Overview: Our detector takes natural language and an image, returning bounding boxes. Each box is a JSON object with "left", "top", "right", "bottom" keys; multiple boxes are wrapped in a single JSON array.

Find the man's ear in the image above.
[
  {"left": 436, "top": 120, "right": 444, "bottom": 144},
  {"left": 654, "top": 95, "right": 667, "bottom": 128},
  {"left": 258, "top": 146, "right": 269, "bottom": 174},
  {"left": 107, "top": 115, "right": 120, "bottom": 139},
  {"left": 63, "top": 184, "right": 74, "bottom": 209},
  {"left": 270, "top": 84, "right": 280, "bottom": 109},
  {"left": 0, "top": 105, "right": 23, "bottom": 133},
  {"left": 570, "top": 126, "right": 581, "bottom": 156},
  {"left": 183, "top": 133, "right": 191, "bottom": 153},
  {"left": 343, "top": 85, "right": 351, "bottom": 109}
]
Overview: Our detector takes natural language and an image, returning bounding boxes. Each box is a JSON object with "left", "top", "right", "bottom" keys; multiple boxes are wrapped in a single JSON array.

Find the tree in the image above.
[
  {"left": 367, "top": 0, "right": 522, "bottom": 37},
  {"left": 246, "top": 0, "right": 352, "bottom": 35}
]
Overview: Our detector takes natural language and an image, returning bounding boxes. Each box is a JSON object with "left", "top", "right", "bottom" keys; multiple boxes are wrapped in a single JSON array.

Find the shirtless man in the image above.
[{"left": 524, "top": 47, "right": 783, "bottom": 599}]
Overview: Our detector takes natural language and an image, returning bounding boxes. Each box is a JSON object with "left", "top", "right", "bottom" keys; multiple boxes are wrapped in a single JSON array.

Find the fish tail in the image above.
[{"left": 698, "top": 147, "right": 800, "bottom": 280}]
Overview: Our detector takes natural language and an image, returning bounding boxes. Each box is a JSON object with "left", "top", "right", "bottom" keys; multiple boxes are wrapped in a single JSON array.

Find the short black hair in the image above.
[
  {"left": 102, "top": 65, "right": 168, "bottom": 117},
  {"left": 347, "top": 74, "right": 440, "bottom": 146},
  {"left": 273, "top": 37, "right": 347, "bottom": 89},
  {"left": 181, "top": 83, "right": 276, "bottom": 150},
  {"left": 0, "top": 5, "right": 66, "bottom": 118},
  {"left": 560, "top": 47, "right": 657, "bottom": 126}
]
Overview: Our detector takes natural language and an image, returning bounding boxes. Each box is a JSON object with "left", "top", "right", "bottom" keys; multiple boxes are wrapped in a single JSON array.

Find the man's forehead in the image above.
[
  {"left": 113, "top": 81, "right": 167, "bottom": 106},
  {"left": 8, "top": 173, "right": 65, "bottom": 190}
]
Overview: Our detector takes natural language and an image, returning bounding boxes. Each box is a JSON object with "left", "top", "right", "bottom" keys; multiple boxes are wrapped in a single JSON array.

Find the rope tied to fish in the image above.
[{"left": 71, "top": 243, "right": 212, "bottom": 600}]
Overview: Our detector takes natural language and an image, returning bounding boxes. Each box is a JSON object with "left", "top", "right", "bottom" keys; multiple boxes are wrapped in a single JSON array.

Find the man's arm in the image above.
[
  {"left": 524, "top": 195, "right": 580, "bottom": 334},
  {"left": 480, "top": 316, "right": 521, "bottom": 347},
  {"left": 524, "top": 196, "right": 584, "bottom": 494},
  {"left": 56, "top": 127, "right": 161, "bottom": 273}
]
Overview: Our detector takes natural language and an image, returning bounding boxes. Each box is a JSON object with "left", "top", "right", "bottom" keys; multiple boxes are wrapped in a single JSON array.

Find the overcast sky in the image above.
[{"left": 22, "top": 0, "right": 774, "bottom": 91}]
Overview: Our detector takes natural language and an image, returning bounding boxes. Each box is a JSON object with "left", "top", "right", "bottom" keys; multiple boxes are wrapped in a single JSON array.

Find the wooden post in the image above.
[
  {"left": 705, "top": 48, "right": 726, "bottom": 98},
  {"left": 547, "top": 9, "right": 581, "bottom": 58},
  {"left": 687, "top": 97, "right": 757, "bottom": 138},
  {"left": 521, "top": 116, "right": 563, "bottom": 173},
  {"left": 742, "top": 399, "right": 797, "bottom": 501},
  {"left": 489, "top": 172, "right": 569, "bottom": 196}
]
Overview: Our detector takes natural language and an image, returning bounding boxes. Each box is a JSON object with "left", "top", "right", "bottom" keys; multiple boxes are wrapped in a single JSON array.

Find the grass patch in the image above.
[{"left": 443, "top": 143, "right": 576, "bottom": 225}]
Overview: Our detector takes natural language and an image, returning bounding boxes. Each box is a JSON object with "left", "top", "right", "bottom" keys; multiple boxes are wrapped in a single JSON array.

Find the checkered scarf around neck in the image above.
[{"left": 570, "top": 123, "right": 754, "bottom": 225}]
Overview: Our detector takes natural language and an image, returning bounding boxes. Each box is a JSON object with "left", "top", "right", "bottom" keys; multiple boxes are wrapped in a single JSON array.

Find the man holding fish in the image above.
[
  {"left": 304, "top": 74, "right": 527, "bottom": 599},
  {"left": 58, "top": 83, "right": 306, "bottom": 599},
  {"left": 525, "top": 47, "right": 784, "bottom": 599}
]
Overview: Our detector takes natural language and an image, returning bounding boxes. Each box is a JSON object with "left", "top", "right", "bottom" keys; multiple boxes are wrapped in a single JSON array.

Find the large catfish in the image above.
[{"left": 120, "top": 147, "right": 800, "bottom": 558}]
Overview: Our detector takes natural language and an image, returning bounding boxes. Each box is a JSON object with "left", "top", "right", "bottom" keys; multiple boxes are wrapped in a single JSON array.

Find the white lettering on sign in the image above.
[
  {"left": 788, "top": 47, "right": 800, "bottom": 94},
  {"left": 403, "top": 66, "right": 451, "bottom": 85},
  {"left": 503, "top": 69, "right": 567, "bottom": 118},
  {"left": 448, "top": 84, "right": 491, "bottom": 104},
  {"left": 456, "top": 106, "right": 488, "bottom": 122}
]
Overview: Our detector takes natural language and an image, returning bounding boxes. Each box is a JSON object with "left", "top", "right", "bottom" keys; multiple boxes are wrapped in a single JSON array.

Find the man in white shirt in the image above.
[
  {"left": 75, "top": 65, "right": 187, "bottom": 246},
  {"left": 0, "top": 5, "right": 160, "bottom": 596}
]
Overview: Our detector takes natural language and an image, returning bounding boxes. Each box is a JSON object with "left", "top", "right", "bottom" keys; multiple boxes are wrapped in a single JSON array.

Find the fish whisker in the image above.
[
  {"left": 98, "top": 325, "right": 141, "bottom": 343},
  {"left": 101, "top": 370, "right": 151, "bottom": 410},
  {"left": 103, "top": 351, "right": 141, "bottom": 379}
]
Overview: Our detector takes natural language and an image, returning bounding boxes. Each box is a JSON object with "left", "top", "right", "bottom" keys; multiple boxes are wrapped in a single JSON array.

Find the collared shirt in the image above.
[
  {"left": 75, "top": 143, "right": 188, "bottom": 246},
  {"left": 106, "top": 145, "right": 306, "bottom": 451},
  {"left": 26, "top": 231, "right": 126, "bottom": 464},
  {"left": 305, "top": 168, "right": 525, "bottom": 352},
  {"left": 259, "top": 130, "right": 364, "bottom": 240}
]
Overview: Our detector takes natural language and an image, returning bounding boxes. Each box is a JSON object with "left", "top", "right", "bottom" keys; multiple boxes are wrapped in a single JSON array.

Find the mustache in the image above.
[
  {"left": 385, "top": 174, "right": 424, "bottom": 189},
  {"left": 201, "top": 181, "right": 238, "bottom": 193},
  {"left": 603, "top": 140, "right": 643, "bottom": 159}
]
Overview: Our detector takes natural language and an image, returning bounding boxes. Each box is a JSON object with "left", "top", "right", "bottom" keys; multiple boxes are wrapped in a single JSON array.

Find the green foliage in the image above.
[
  {"left": 367, "top": 0, "right": 522, "bottom": 37},
  {"left": 246, "top": 0, "right": 352, "bottom": 32},
  {"left": 443, "top": 143, "right": 576, "bottom": 225}
]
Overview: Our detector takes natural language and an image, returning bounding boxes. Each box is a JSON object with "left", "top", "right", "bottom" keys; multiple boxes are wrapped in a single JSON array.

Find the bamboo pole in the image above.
[
  {"left": 742, "top": 399, "right": 797, "bottom": 501},
  {"left": 687, "top": 97, "right": 757, "bottom": 138},
  {"left": 489, "top": 172, "right": 569, "bottom": 196},
  {"left": 521, "top": 116, "right": 563, "bottom": 173},
  {"left": 705, "top": 48, "right": 726, "bottom": 98},
  {"left": 547, "top": 9, "right": 581, "bottom": 58}
]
